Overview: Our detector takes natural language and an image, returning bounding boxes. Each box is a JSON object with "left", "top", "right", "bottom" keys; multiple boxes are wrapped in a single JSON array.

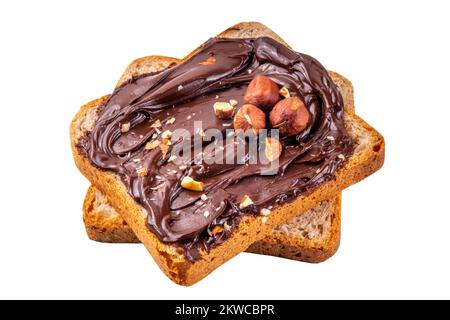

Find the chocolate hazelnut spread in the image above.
[{"left": 80, "top": 37, "right": 354, "bottom": 260}]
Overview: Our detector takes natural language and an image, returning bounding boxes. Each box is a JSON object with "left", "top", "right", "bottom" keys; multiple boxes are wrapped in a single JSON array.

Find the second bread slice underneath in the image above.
[{"left": 83, "top": 186, "right": 341, "bottom": 263}]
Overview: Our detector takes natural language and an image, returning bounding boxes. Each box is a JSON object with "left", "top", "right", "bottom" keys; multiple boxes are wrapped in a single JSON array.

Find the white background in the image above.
[{"left": 1, "top": 0, "right": 449, "bottom": 299}]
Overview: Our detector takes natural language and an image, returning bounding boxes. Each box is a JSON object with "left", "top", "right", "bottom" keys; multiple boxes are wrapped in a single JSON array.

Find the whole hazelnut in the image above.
[
  {"left": 233, "top": 104, "right": 266, "bottom": 134},
  {"left": 269, "top": 97, "right": 310, "bottom": 136},
  {"left": 244, "top": 75, "right": 280, "bottom": 112}
]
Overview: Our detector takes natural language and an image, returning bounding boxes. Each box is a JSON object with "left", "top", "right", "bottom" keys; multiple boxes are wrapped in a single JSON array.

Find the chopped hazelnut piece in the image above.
[
  {"left": 181, "top": 176, "right": 204, "bottom": 192},
  {"left": 136, "top": 167, "right": 148, "bottom": 177},
  {"left": 224, "top": 221, "right": 232, "bottom": 231},
  {"left": 327, "top": 135, "right": 335, "bottom": 141},
  {"left": 151, "top": 120, "right": 162, "bottom": 135},
  {"left": 338, "top": 154, "right": 345, "bottom": 160},
  {"left": 152, "top": 119, "right": 162, "bottom": 127},
  {"left": 265, "top": 137, "right": 283, "bottom": 162},
  {"left": 261, "top": 217, "right": 268, "bottom": 224},
  {"left": 159, "top": 143, "right": 170, "bottom": 157},
  {"left": 167, "top": 155, "right": 177, "bottom": 163},
  {"left": 203, "top": 211, "right": 210, "bottom": 218},
  {"left": 166, "top": 117, "right": 176, "bottom": 125},
  {"left": 210, "top": 225, "right": 223, "bottom": 236},
  {"left": 213, "top": 102, "right": 235, "bottom": 119},
  {"left": 279, "top": 86, "right": 290, "bottom": 98},
  {"left": 200, "top": 194, "right": 208, "bottom": 201},
  {"left": 239, "top": 195, "right": 254, "bottom": 209},
  {"left": 145, "top": 140, "right": 161, "bottom": 150},
  {"left": 260, "top": 208, "right": 271, "bottom": 216},
  {"left": 200, "top": 56, "right": 216, "bottom": 65},
  {"left": 161, "top": 130, "right": 172, "bottom": 140},
  {"left": 121, "top": 122, "right": 131, "bottom": 133},
  {"left": 229, "top": 99, "right": 238, "bottom": 107}
]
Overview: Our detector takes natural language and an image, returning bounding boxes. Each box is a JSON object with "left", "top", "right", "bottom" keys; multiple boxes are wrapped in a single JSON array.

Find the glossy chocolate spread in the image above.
[{"left": 80, "top": 37, "right": 354, "bottom": 260}]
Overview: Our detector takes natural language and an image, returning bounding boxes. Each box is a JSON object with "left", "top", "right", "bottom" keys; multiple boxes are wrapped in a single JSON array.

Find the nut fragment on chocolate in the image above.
[
  {"left": 260, "top": 208, "right": 271, "bottom": 216},
  {"left": 161, "top": 130, "right": 172, "bottom": 140},
  {"left": 200, "top": 56, "right": 216, "bottom": 65},
  {"left": 151, "top": 119, "right": 162, "bottom": 129},
  {"left": 159, "top": 143, "right": 170, "bottom": 157},
  {"left": 213, "top": 102, "right": 235, "bottom": 119},
  {"left": 166, "top": 117, "right": 176, "bottom": 125},
  {"left": 150, "top": 119, "right": 162, "bottom": 134},
  {"left": 244, "top": 75, "right": 280, "bottom": 112},
  {"left": 224, "top": 221, "right": 232, "bottom": 231},
  {"left": 269, "top": 97, "right": 310, "bottom": 136},
  {"left": 233, "top": 104, "right": 266, "bottom": 134},
  {"left": 121, "top": 122, "right": 131, "bottom": 133},
  {"left": 208, "top": 226, "right": 223, "bottom": 236},
  {"left": 167, "top": 155, "right": 177, "bottom": 163},
  {"left": 145, "top": 140, "right": 161, "bottom": 150},
  {"left": 265, "top": 137, "right": 282, "bottom": 162},
  {"left": 181, "top": 176, "right": 204, "bottom": 192},
  {"left": 239, "top": 195, "right": 254, "bottom": 209},
  {"left": 136, "top": 167, "right": 148, "bottom": 177},
  {"left": 279, "top": 87, "right": 290, "bottom": 98}
]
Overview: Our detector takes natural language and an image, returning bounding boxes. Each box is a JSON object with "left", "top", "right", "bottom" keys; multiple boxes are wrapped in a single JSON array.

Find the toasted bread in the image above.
[
  {"left": 84, "top": 186, "right": 341, "bottom": 263},
  {"left": 70, "top": 22, "right": 384, "bottom": 285}
]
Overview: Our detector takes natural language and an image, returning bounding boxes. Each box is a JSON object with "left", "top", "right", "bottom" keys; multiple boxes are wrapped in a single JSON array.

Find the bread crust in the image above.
[
  {"left": 84, "top": 186, "right": 341, "bottom": 263},
  {"left": 246, "top": 196, "right": 341, "bottom": 263},
  {"left": 70, "top": 22, "right": 384, "bottom": 285}
]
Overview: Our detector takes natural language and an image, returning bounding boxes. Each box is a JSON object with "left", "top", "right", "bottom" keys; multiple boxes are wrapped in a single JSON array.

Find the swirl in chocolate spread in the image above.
[{"left": 81, "top": 37, "right": 354, "bottom": 260}]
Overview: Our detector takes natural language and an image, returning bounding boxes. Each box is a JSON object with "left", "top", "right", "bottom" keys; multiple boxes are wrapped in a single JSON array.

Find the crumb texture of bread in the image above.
[
  {"left": 83, "top": 186, "right": 341, "bottom": 263},
  {"left": 83, "top": 187, "right": 140, "bottom": 243},
  {"left": 70, "top": 22, "right": 385, "bottom": 285},
  {"left": 247, "top": 197, "right": 341, "bottom": 263},
  {"left": 273, "top": 200, "right": 334, "bottom": 241}
]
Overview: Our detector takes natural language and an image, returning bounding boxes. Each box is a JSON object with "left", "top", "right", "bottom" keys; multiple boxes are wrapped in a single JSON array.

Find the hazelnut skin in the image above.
[
  {"left": 244, "top": 75, "right": 280, "bottom": 112},
  {"left": 269, "top": 97, "right": 310, "bottom": 136},
  {"left": 233, "top": 104, "right": 266, "bottom": 134}
]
